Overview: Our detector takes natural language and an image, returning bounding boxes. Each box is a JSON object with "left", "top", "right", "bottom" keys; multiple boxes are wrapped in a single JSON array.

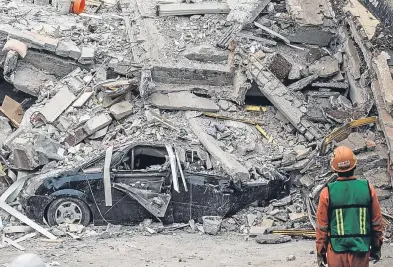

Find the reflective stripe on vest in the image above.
[{"left": 327, "top": 179, "right": 372, "bottom": 253}]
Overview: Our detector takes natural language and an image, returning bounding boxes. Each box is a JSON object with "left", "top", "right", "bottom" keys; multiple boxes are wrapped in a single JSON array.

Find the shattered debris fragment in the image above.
[{"left": 0, "top": 0, "right": 393, "bottom": 259}]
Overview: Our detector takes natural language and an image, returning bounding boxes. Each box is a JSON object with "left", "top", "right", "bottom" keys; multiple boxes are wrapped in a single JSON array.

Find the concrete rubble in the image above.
[{"left": 0, "top": 0, "right": 393, "bottom": 253}]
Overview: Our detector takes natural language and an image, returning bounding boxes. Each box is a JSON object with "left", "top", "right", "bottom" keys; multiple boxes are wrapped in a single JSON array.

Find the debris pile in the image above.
[{"left": 0, "top": 0, "right": 392, "bottom": 251}]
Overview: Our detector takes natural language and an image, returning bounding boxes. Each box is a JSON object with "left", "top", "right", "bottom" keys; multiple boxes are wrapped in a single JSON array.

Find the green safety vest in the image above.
[{"left": 328, "top": 179, "right": 372, "bottom": 253}]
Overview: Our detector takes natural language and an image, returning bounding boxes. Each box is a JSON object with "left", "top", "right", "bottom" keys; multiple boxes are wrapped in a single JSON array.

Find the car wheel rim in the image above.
[{"left": 55, "top": 201, "right": 83, "bottom": 225}]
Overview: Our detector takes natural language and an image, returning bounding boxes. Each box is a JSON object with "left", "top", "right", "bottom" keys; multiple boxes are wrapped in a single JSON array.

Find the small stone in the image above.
[
  {"left": 287, "top": 255, "right": 296, "bottom": 261},
  {"left": 255, "top": 234, "right": 291, "bottom": 244},
  {"left": 190, "top": 15, "right": 201, "bottom": 20},
  {"left": 247, "top": 214, "right": 257, "bottom": 226},
  {"left": 218, "top": 100, "right": 234, "bottom": 111},
  {"left": 282, "top": 151, "right": 296, "bottom": 166},
  {"left": 289, "top": 212, "right": 308, "bottom": 223},
  {"left": 110, "top": 101, "right": 133, "bottom": 120},
  {"left": 295, "top": 148, "right": 311, "bottom": 161},
  {"left": 253, "top": 50, "right": 266, "bottom": 59},
  {"left": 309, "top": 56, "right": 339, "bottom": 78},
  {"left": 288, "top": 64, "right": 302, "bottom": 80},
  {"left": 206, "top": 127, "right": 217, "bottom": 137},
  {"left": 202, "top": 216, "right": 222, "bottom": 235}
]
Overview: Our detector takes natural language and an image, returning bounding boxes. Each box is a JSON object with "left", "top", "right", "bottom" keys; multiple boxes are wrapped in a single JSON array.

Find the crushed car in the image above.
[{"left": 19, "top": 142, "right": 289, "bottom": 226}]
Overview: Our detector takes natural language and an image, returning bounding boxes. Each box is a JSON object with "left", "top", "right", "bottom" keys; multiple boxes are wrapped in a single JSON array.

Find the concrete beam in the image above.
[
  {"left": 151, "top": 63, "right": 233, "bottom": 86},
  {"left": 189, "top": 117, "right": 249, "bottom": 182},
  {"left": 149, "top": 91, "right": 220, "bottom": 112}
]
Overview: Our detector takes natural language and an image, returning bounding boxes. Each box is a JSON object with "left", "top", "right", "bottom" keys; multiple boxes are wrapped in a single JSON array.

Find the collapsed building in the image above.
[{"left": 0, "top": 0, "right": 392, "bottom": 245}]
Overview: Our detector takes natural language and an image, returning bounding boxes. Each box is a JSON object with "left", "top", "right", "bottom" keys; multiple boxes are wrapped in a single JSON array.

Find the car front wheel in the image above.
[{"left": 47, "top": 197, "right": 91, "bottom": 226}]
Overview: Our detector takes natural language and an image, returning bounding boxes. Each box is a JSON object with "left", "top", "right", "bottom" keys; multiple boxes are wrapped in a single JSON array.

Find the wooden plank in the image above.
[
  {"left": 0, "top": 176, "right": 29, "bottom": 203},
  {"left": 175, "top": 149, "right": 188, "bottom": 192},
  {"left": 73, "top": 91, "right": 94, "bottom": 108},
  {"left": 3, "top": 226, "right": 33, "bottom": 234},
  {"left": 0, "top": 96, "right": 24, "bottom": 127},
  {"left": 104, "top": 146, "right": 113, "bottom": 206},
  {"left": 157, "top": 3, "right": 230, "bottom": 16},
  {"left": 14, "top": 232, "right": 37, "bottom": 243},
  {"left": 236, "top": 32, "right": 277, "bottom": 46},
  {"left": 165, "top": 144, "right": 179, "bottom": 193},
  {"left": 0, "top": 201, "right": 57, "bottom": 240},
  {"left": 3, "top": 237, "right": 25, "bottom": 251},
  {"left": 254, "top": 22, "right": 291, "bottom": 44},
  {"left": 38, "top": 87, "right": 76, "bottom": 123}
]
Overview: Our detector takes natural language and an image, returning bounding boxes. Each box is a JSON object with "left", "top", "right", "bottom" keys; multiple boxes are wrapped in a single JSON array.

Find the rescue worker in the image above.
[{"left": 316, "top": 146, "right": 383, "bottom": 267}]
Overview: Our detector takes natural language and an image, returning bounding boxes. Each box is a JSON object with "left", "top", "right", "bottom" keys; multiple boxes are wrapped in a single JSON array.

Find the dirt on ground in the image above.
[{"left": 1, "top": 233, "right": 393, "bottom": 267}]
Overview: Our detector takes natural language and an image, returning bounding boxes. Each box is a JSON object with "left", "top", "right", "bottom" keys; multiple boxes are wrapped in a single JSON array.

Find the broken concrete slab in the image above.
[
  {"left": 300, "top": 174, "right": 314, "bottom": 189},
  {"left": 373, "top": 53, "right": 393, "bottom": 114},
  {"left": 184, "top": 44, "right": 228, "bottom": 63},
  {"left": 283, "top": 26, "right": 334, "bottom": 46},
  {"left": 361, "top": 168, "right": 391, "bottom": 188},
  {"left": 347, "top": 72, "right": 370, "bottom": 107},
  {"left": 3, "top": 26, "right": 59, "bottom": 51},
  {"left": 3, "top": 50, "right": 18, "bottom": 75},
  {"left": 109, "top": 101, "right": 133, "bottom": 120},
  {"left": 286, "top": 0, "right": 334, "bottom": 26},
  {"left": 255, "top": 234, "right": 291, "bottom": 244},
  {"left": 311, "top": 82, "right": 349, "bottom": 90},
  {"left": 73, "top": 92, "right": 93, "bottom": 108},
  {"left": 138, "top": 69, "right": 154, "bottom": 100},
  {"left": 189, "top": 118, "right": 249, "bottom": 182},
  {"left": 38, "top": 87, "right": 76, "bottom": 123},
  {"left": 10, "top": 137, "right": 38, "bottom": 170},
  {"left": 295, "top": 147, "right": 311, "bottom": 160},
  {"left": 288, "top": 64, "right": 303, "bottom": 80},
  {"left": 231, "top": 69, "right": 251, "bottom": 105},
  {"left": 309, "top": 56, "right": 340, "bottom": 78},
  {"left": 56, "top": 41, "right": 81, "bottom": 60},
  {"left": 288, "top": 74, "right": 318, "bottom": 91},
  {"left": 5, "top": 62, "right": 56, "bottom": 96},
  {"left": 78, "top": 47, "right": 94, "bottom": 64},
  {"left": 249, "top": 60, "right": 322, "bottom": 140},
  {"left": 89, "top": 126, "right": 109, "bottom": 140},
  {"left": 289, "top": 212, "right": 308, "bottom": 223},
  {"left": 157, "top": 3, "right": 230, "bottom": 16},
  {"left": 149, "top": 92, "right": 219, "bottom": 112},
  {"left": 23, "top": 50, "right": 84, "bottom": 77},
  {"left": 344, "top": 38, "right": 362, "bottom": 80},
  {"left": 152, "top": 63, "right": 233, "bottom": 86},
  {"left": 64, "top": 126, "right": 88, "bottom": 147},
  {"left": 337, "top": 132, "right": 367, "bottom": 153},
  {"left": 0, "top": 117, "right": 12, "bottom": 147},
  {"left": 84, "top": 113, "right": 113, "bottom": 135},
  {"left": 34, "top": 134, "right": 63, "bottom": 165},
  {"left": 202, "top": 216, "right": 222, "bottom": 235}
]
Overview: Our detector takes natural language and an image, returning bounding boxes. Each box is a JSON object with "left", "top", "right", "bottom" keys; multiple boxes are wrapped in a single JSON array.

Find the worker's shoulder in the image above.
[{"left": 320, "top": 186, "right": 329, "bottom": 197}]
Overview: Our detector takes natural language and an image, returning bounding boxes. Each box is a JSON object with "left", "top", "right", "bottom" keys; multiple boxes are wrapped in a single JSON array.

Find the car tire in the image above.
[{"left": 47, "top": 197, "right": 91, "bottom": 227}]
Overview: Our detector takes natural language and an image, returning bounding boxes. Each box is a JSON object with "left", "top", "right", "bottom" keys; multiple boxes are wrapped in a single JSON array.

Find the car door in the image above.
[{"left": 96, "top": 145, "right": 171, "bottom": 225}]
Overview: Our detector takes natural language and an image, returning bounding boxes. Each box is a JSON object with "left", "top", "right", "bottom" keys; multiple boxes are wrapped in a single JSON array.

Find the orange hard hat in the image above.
[{"left": 330, "top": 146, "right": 357, "bottom": 172}]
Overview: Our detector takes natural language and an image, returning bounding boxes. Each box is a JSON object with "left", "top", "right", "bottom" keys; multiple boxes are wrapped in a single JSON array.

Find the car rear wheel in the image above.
[{"left": 47, "top": 198, "right": 91, "bottom": 226}]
